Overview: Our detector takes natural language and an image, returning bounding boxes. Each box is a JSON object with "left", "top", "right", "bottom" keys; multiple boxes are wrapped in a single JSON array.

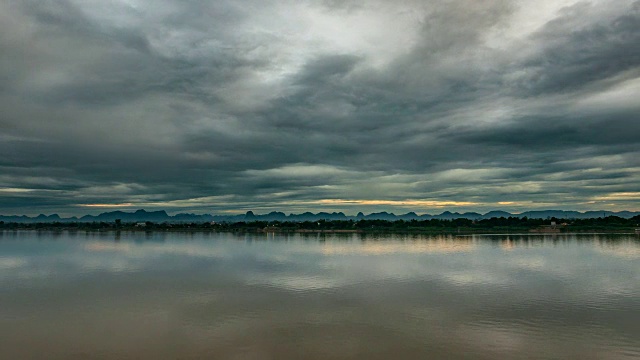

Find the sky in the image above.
[{"left": 1, "top": 0, "right": 639, "bottom": 216}]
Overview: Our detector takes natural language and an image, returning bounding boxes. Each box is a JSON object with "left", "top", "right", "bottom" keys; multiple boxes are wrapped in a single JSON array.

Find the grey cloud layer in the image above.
[{"left": 1, "top": 0, "right": 639, "bottom": 215}]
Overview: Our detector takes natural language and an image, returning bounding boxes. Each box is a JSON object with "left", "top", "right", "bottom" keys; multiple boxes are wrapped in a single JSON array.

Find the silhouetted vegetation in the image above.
[{"left": 1, "top": 215, "right": 639, "bottom": 234}]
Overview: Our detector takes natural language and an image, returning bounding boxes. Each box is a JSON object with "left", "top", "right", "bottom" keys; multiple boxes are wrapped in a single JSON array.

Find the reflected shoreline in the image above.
[{"left": 1, "top": 230, "right": 638, "bottom": 249}]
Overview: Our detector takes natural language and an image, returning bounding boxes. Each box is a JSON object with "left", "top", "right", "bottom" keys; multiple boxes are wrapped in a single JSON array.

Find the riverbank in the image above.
[
  {"left": 1, "top": 217, "right": 638, "bottom": 235},
  {"left": 1, "top": 226, "right": 637, "bottom": 235}
]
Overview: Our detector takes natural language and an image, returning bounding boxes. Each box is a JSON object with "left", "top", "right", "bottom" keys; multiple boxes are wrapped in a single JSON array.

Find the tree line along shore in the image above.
[{"left": 1, "top": 216, "right": 639, "bottom": 234}]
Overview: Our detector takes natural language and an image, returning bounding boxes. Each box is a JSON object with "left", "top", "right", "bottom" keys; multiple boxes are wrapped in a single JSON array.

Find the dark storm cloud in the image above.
[
  {"left": 26, "top": 0, "right": 153, "bottom": 55},
  {"left": 455, "top": 110, "right": 640, "bottom": 148},
  {"left": 8, "top": 0, "right": 269, "bottom": 107},
  {"left": 1, "top": 0, "right": 639, "bottom": 215},
  {"left": 512, "top": 2, "right": 640, "bottom": 95},
  {"left": 294, "top": 54, "right": 361, "bottom": 85}
]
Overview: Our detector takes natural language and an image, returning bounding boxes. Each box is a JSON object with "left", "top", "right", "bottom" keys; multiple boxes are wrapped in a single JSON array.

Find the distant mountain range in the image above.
[{"left": 1, "top": 209, "right": 639, "bottom": 223}]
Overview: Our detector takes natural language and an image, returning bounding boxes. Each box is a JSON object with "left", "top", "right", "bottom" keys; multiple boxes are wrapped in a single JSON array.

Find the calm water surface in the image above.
[{"left": 1, "top": 231, "right": 639, "bottom": 359}]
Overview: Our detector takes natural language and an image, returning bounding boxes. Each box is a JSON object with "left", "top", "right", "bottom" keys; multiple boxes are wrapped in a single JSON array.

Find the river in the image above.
[{"left": 1, "top": 231, "right": 638, "bottom": 359}]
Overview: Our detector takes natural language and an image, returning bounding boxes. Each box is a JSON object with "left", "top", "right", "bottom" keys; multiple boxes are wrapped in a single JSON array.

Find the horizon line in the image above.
[{"left": 2, "top": 208, "right": 639, "bottom": 218}]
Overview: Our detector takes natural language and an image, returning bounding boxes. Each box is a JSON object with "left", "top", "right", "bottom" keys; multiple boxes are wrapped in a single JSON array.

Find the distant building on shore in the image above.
[{"left": 530, "top": 221, "right": 564, "bottom": 233}]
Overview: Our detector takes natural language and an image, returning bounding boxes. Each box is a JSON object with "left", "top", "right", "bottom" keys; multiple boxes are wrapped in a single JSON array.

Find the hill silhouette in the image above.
[{"left": 1, "top": 209, "right": 639, "bottom": 223}]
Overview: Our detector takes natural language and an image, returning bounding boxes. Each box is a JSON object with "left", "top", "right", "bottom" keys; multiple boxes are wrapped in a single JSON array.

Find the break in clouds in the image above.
[{"left": 1, "top": 0, "right": 639, "bottom": 216}]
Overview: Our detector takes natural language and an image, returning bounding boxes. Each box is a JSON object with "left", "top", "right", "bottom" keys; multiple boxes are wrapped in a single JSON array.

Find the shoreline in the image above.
[{"left": 1, "top": 228, "right": 637, "bottom": 235}]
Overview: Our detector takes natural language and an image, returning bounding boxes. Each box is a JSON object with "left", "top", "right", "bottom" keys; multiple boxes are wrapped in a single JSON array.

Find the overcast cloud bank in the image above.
[{"left": 1, "top": 0, "right": 639, "bottom": 216}]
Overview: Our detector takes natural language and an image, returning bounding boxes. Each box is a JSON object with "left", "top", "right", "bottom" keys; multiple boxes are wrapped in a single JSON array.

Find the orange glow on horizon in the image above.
[
  {"left": 315, "top": 199, "right": 477, "bottom": 207},
  {"left": 78, "top": 203, "right": 134, "bottom": 208},
  {"left": 321, "top": 239, "right": 476, "bottom": 255}
]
